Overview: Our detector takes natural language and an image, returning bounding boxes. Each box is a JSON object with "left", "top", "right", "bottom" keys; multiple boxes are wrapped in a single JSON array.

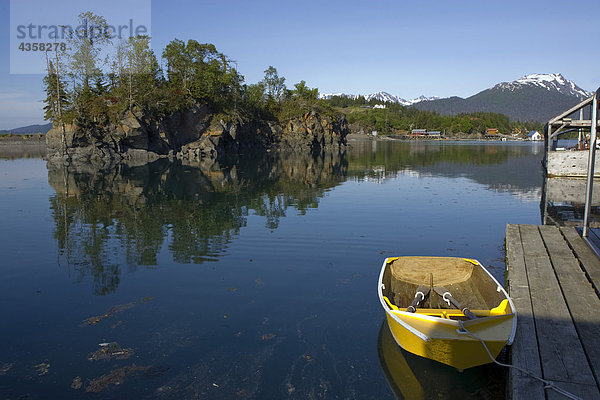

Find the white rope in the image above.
[{"left": 457, "top": 321, "right": 583, "bottom": 400}]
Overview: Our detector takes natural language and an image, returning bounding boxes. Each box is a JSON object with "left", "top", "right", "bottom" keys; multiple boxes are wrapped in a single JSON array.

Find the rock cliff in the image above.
[{"left": 46, "top": 105, "right": 348, "bottom": 165}]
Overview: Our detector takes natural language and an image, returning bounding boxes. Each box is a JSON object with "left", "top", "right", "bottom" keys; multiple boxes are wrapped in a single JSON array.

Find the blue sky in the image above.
[{"left": 1, "top": 0, "right": 599, "bottom": 129}]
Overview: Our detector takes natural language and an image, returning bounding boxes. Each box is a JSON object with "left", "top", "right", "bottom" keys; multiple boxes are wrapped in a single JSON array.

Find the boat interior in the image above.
[{"left": 381, "top": 257, "right": 511, "bottom": 320}]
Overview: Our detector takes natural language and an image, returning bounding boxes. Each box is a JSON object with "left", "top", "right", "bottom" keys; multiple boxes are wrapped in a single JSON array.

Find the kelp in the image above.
[
  {"left": 87, "top": 342, "right": 134, "bottom": 361},
  {"left": 85, "top": 364, "right": 151, "bottom": 393},
  {"left": 81, "top": 302, "right": 136, "bottom": 326}
]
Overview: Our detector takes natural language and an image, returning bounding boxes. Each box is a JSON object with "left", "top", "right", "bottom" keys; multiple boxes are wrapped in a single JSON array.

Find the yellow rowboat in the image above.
[{"left": 378, "top": 256, "right": 516, "bottom": 370}]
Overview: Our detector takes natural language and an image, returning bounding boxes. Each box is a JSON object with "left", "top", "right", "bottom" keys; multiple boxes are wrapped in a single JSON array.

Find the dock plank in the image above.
[
  {"left": 541, "top": 226, "right": 600, "bottom": 389},
  {"left": 505, "top": 224, "right": 545, "bottom": 399},
  {"left": 518, "top": 225, "right": 596, "bottom": 387},
  {"left": 545, "top": 381, "right": 600, "bottom": 400},
  {"left": 561, "top": 227, "right": 600, "bottom": 295}
]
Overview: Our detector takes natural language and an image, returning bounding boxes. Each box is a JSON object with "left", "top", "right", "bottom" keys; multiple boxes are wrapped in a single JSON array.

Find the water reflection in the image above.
[
  {"left": 48, "top": 151, "right": 348, "bottom": 295},
  {"left": 0, "top": 142, "right": 46, "bottom": 159},
  {"left": 377, "top": 320, "right": 505, "bottom": 399},
  {"left": 347, "top": 140, "right": 543, "bottom": 200},
  {"left": 541, "top": 176, "right": 600, "bottom": 227},
  {"left": 47, "top": 141, "right": 545, "bottom": 296}
]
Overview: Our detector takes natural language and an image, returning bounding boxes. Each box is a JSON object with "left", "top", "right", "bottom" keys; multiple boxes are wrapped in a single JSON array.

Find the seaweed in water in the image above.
[
  {"left": 80, "top": 302, "right": 136, "bottom": 326},
  {"left": 87, "top": 342, "right": 134, "bottom": 361},
  {"left": 71, "top": 376, "right": 82, "bottom": 390},
  {"left": 143, "top": 365, "right": 169, "bottom": 377},
  {"left": 34, "top": 362, "right": 50, "bottom": 376},
  {"left": 85, "top": 364, "right": 152, "bottom": 393},
  {"left": 0, "top": 362, "right": 13, "bottom": 375},
  {"left": 80, "top": 297, "right": 154, "bottom": 326},
  {"left": 111, "top": 320, "right": 126, "bottom": 329}
]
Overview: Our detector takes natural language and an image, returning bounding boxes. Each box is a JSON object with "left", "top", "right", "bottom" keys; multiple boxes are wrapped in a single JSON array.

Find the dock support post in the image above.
[
  {"left": 579, "top": 108, "right": 584, "bottom": 149},
  {"left": 583, "top": 89, "right": 600, "bottom": 237}
]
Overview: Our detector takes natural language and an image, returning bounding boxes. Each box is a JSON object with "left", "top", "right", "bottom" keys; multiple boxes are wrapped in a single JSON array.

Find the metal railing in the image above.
[{"left": 583, "top": 88, "right": 600, "bottom": 237}]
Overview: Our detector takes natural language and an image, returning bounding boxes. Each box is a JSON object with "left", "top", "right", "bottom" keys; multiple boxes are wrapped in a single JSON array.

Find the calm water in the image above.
[{"left": 0, "top": 141, "right": 545, "bottom": 399}]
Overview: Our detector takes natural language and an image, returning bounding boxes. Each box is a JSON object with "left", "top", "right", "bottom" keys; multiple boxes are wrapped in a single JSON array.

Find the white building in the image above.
[{"left": 527, "top": 130, "right": 542, "bottom": 141}]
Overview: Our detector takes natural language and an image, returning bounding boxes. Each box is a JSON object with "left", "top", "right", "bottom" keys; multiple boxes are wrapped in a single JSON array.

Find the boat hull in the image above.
[
  {"left": 385, "top": 312, "right": 512, "bottom": 370},
  {"left": 378, "top": 257, "right": 516, "bottom": 370}
]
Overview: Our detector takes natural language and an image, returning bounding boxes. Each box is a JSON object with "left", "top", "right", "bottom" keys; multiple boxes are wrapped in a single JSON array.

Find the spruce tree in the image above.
[{"left": 43, "top": 60, "right": 69, "bottom": 123}]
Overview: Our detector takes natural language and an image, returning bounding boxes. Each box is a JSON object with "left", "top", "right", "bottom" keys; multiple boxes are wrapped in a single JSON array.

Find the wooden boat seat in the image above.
[{"left": 390, "top": 256, "right": 474, "bottom": 286}]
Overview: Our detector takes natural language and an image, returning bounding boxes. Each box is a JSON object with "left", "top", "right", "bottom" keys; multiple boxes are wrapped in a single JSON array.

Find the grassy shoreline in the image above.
[
  {"left": 0, "top": 134, "right": 46, "bottom": 145},
  {"left": 0, "top": 135, "right": 46, "bottom": 159}
]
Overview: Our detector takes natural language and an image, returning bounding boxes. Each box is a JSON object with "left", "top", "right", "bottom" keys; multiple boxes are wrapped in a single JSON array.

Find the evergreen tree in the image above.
[
  {"left": 43, "top": 60, "right": 69, "bottom": 123},
  {"left": 262, "top": 66, "right": 286, "bottom": 103}
]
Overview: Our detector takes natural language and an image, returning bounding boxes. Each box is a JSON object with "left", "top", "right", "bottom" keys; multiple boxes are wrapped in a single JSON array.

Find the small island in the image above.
[
  {"left": 44, "top": 13, "right": 348, "bottom": 166},
  {"left": 43, "top": 12, "right": 542, "bottom": 166}
]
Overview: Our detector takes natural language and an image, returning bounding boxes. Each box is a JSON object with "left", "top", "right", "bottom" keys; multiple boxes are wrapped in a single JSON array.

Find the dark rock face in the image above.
[
  {"left": 281, "top": 110, "right": 348, "bottom": 150},
  {"left": 46, "top": 105, "right": 348, "bottom": 164},
  {"left": 46, "top": 112, "right": 165, "bottom": 167}
]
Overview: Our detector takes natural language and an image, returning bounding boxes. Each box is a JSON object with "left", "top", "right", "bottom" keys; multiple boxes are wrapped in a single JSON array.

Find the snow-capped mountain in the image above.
[
  {"left": 363, "top": 91, "right": 407, "bottom": 104},
  {"left": 412, "top": 72, "right": 592, "bottom": 122},
  {"left": 493, "top": 73, "right": 591, "bottom": 99},
  {"left": 403, "top": 95, "right": 440, "bottom": 105},
  {"left": 318, "top": 91, "right": 439, "bottom": 106},
  {"left": 319, "top": 73, "right": 591, "bottom": 122}
]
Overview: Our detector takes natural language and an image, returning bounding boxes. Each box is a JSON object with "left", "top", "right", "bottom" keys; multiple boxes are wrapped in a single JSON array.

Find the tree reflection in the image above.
[
  {"left": 48, "top": 151, "right": 347, "bottom": 295},
  {"left": 346, "top": 140, "right": 543, "bottom": 195}
]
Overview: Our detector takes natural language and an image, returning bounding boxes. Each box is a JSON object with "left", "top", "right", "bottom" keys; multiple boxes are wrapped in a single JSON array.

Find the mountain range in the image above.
[
  {"left": 0, "top": 123, "right": 52, "bottom": 135},
  {"left": 320, "top": 73, "right": 592, "bottom": 122},
  {"left": 318, "top": 91, "right": 440, "bottom": 106}
]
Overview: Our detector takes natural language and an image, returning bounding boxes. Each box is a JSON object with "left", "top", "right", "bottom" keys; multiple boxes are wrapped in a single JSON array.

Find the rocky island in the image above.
[
  {"left": 42, "top": 16, "right": 347, "bottom": 166},
  {"left": 46, "top": 105, "right": 348, "bottom": 166}
]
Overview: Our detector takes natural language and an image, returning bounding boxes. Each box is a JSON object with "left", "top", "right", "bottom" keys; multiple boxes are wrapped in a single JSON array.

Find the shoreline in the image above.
[
  {"left": 0, "top": 133, "right": 535, "bottom": 147},
  {"left": 346, "top": 133, "right": 533, "bottom": 143},
  {"left": 0, "top": 133, "right": 536, "bottom": 147},
  {"left": 0, "top": 135, "right": 46, "bottom": 159},
  {"left": 0, "top": 132, "right": 539, "bottom": 158},
  {"left": 0, "top": 134, "right": 46, "bottom": 145}
]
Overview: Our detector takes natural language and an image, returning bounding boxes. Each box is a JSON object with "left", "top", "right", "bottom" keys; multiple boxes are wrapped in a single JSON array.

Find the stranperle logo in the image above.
[
  {"left": 9, "top": 0, "right": 151, "bottom": 74},
  {"left": 15, "top": 19, "right": 148, "bottom": 41}
]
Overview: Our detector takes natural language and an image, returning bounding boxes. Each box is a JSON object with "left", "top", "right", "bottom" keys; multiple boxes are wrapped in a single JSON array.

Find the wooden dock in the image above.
[{"left": 506, "top": 224, "right": 600, "bottom": 399}]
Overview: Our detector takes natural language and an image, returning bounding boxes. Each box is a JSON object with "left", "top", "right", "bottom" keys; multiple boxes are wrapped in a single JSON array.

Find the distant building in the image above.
[
  {"left": 360, "top": 105, "right": 372, "bottom": 109},
  {"left": 372, "top": 131, "right": 378, "bottom": 136},
  {"left": 527, "top": 130, "right": 542, "bottom": 141},
  {"left": 374, "top": 104, "right": 386, "bottom": 109},
  {"left": 486, "top": 128, "right": 499, "bottom": 136},
  {"left": 428, "top": 131, "right": 441, "bottom": 137},
  {"left": 411, "top": 129, "right": 427, "bottom": 136}
]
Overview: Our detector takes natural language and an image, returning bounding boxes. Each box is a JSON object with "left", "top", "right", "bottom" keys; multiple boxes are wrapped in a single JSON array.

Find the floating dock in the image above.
[{"left": 506, "top": 224, "right": 600, "bottom": 399}]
